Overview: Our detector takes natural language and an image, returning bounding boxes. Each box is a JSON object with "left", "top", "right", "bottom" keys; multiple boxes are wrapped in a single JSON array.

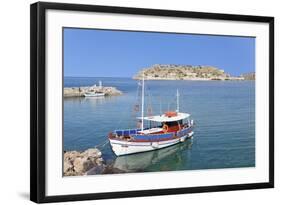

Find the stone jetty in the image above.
[
  {"left": 64, "top": 148, "right": 124, "bottom": 176},
  {"left": 64, "top": 85, "right": 122, "bottom": 97}
]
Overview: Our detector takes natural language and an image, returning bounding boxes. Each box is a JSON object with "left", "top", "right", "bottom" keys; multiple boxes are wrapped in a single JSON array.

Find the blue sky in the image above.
[{"left": 64, "top": 28, "right": 255, "bottom": 77}]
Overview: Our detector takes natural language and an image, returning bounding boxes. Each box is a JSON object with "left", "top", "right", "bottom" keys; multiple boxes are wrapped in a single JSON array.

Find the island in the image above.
[
  {"left": 134, "top": 64, "right": 254, "bottom": 81},
  {"left": 64, "top": 85, "right": 122, "bottom": 97}
]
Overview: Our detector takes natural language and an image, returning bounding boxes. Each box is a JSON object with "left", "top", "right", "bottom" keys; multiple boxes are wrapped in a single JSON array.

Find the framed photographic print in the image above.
[{"left": 30, "top": 2, "right": 274, "bottom": 203}]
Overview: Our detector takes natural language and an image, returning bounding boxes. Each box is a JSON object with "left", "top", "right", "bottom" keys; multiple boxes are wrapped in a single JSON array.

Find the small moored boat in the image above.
[
  {"left": 84, "top": 91, "right": 105, "bottom": 97},
  {"left": 108, "top": 76, "right": 194, "bottom": 156},
  {"left": 84, "top": 81, "right": 105, "bottom": 97}
]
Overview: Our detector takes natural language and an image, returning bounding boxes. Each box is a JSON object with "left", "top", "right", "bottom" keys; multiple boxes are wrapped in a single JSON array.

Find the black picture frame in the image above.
[{"left": 30, "top": 1, "right": 274, "bottom": 203}]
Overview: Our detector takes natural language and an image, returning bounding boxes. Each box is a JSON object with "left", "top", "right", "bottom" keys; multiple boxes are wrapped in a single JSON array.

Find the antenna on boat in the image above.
[
  {"left": 159, "top": 97, "right": 162, "bottom": 115},
  {"left": 141, "top": 71, "right": 145, "bottom": 131},
  {"left": 176, "top": 89, "right": 180, "bottom": 112}
]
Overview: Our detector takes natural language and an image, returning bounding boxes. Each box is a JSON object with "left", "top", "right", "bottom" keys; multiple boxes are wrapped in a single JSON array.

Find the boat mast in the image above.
[
  {"left": 141, "top": 72, "right": 145, "bottom": 131},
  {"left": 176, "top": 89, "right": 180, "bottom": 112}
]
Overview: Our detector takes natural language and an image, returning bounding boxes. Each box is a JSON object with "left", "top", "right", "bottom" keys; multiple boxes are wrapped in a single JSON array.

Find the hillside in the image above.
[
  {"left": 240, "top": 72, "right": 255, "bottom": 80},
  {"left": 133, "top": 64, "right": 245, "bottom": 81}
]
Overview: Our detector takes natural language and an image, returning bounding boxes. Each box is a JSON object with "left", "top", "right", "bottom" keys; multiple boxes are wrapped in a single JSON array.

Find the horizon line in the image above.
[{"left": 64, "top": 76, "right": 132, "bottom": 78}]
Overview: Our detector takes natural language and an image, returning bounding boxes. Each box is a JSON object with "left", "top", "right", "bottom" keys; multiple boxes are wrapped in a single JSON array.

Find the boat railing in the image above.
[
  {"left": 114, "top": 128, "right": 142, "bottom": 136},
  {"left": 114, "top": 121, "right": 193, "bottom": 137},
  {"left": 177, "top": 126, "right": 192, "bottom": 137},
  {"left": 132, "top": 132, "right": 174, "bottom": 141}
]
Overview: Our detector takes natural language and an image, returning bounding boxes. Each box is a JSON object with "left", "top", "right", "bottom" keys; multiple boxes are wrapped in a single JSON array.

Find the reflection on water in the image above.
[
  {"left": 65, "top": 96, "right": 106, "bottom": 104},
  {"left": 113, "top": 140, "right": 193, "bottom": 172}
]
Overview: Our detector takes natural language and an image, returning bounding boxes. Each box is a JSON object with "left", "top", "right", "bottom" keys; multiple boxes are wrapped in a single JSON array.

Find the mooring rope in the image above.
[{"left": 94, "top": 139, "right": 109, "bottom": 150}]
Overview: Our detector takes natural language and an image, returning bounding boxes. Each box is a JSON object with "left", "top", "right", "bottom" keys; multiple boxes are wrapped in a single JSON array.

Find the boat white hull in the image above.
[
  {"left": 84, "top": 93, "right": 105, "bottom": 97},
  {"left": 109, "top": 131, "right": 194, "bottom": 156}
]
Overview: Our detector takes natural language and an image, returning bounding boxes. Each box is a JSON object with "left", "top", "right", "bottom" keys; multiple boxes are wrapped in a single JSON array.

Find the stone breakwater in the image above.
[
  {"left": 64, "top": 148, "right": 124, "bottom": 176},
  {"left": 64, "top": 86, "right": 122, "bottom": 97}
]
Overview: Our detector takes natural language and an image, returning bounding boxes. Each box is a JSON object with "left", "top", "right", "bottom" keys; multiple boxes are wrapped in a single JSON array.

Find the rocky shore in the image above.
[
  {"left": 133, "top": 64, "right": 247, "bottom": 81},
  {"left": 64, "top": 85, "right": 122, "bottom": 97},
  {"left": 64, "top": 148, "right": 124, "bottom": 176}
]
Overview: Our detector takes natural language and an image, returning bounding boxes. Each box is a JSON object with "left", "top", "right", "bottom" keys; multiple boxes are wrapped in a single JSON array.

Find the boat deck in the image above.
[{"left": 109, "top": 124, "right": 193, "bottom": 142}]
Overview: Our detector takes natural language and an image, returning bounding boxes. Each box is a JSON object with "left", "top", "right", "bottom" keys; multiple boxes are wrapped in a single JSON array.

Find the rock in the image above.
[
  {"left": 86, "top": 164, "right": 106, "bottom": 175},
  {"left": 241, "top": 72, "right": 255, "bottom": 80},
  {"left": 101, "top": 165, "right": 126, "bottom": 174},
  {"left": 64, "top": 147, "right": 127, "bottom": 176},
  {"left": 85, "top": 163, "right": 126, "bottom": 175},
  {"left": 64, "top": 148, "right": 105, "bottom": 176},
  {"left": 73, "top": 157, "right": 95, "bottom": 174},
  {"left": 64, "top": 151, "right": 80, "bottom": 160},
  {"left": 82, "top": 148, "right": 101, "bottom": 158},
  {"left": 95, "top": 158, "right": 104, "bottom": 165},
  {"left": 64, "top": 170, "right": 77, "bottom": 176},
  {"left": 64, "top": 160, "right": 73, "bottom": 173}
]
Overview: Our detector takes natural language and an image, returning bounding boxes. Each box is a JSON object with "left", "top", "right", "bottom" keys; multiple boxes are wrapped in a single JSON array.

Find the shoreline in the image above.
[{"left": 133, "top": 77, "right": 246, "bottom": 81}]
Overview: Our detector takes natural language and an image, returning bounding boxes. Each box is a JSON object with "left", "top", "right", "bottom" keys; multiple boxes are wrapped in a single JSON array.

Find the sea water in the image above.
[{"left": 64, "top": 77, "right": 255, "bottom": 172}]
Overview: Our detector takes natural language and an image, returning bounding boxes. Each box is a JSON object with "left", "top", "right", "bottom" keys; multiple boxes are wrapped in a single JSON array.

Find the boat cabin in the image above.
[{"left": 137, "top": 111, "right": 191, "bottom": 134}]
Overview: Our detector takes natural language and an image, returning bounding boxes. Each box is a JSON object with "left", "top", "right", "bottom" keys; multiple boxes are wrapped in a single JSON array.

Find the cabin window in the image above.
[{"left": 164, "top": 121, "right": 179, "bottom": 127}]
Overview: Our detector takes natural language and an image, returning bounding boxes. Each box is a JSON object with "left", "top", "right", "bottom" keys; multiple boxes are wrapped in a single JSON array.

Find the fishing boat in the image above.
[
  {"left": 108, "top": 76, "right": 194, "bottom": 156},
  {"left": 83, "top": 91, "right": 105, "bottom": 97}
]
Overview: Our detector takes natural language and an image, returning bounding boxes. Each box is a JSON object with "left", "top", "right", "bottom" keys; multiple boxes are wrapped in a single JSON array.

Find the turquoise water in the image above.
[{"left": 64, "top": 77, "right": 255, "bottom": 172}]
